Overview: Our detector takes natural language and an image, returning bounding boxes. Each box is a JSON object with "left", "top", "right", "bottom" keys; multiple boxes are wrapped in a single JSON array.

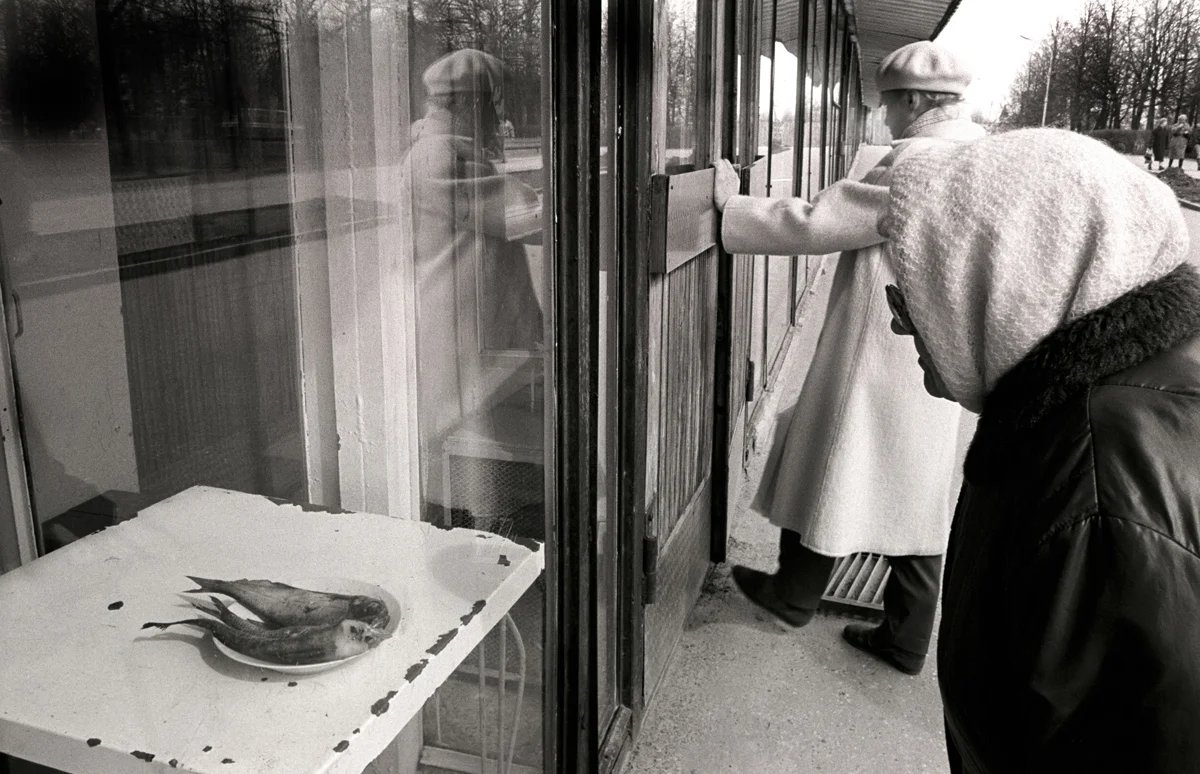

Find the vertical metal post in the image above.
[{"left": 1041, "top": 23, "right": 1059, "bottom": 126}]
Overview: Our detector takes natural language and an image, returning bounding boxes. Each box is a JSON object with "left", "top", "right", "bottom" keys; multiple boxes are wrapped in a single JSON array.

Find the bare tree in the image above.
[{"left": 1002, "top": 0, "right": 1200, "bottom": 130}]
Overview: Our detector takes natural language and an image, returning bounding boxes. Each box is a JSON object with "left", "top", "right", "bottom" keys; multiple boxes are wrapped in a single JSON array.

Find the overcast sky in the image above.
[{"left": 937, "top": 0, "right": 1094, "bottom": 118}]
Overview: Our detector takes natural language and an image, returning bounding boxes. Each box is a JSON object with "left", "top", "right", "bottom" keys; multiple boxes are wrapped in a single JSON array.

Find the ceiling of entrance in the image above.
[
  {"left": 846, "top": 0, "right": 960, "bottom": 104},
  {"left": 771, "top": 0, "right": 960, "bottom": 107}
]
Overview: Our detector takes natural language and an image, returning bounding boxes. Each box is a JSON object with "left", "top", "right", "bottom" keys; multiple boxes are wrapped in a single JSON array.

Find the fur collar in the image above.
[{"left": 964, "top": 262, "right": 1200, "bottom": 484}]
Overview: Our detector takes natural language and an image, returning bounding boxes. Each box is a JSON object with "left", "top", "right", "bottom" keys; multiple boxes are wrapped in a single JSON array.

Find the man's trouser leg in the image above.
[
  {"left": 879, "top": 553, "right": 943, "bottom": 657},
  {"left": 776, "top": 528, "right": 836, "bottom": 611}
]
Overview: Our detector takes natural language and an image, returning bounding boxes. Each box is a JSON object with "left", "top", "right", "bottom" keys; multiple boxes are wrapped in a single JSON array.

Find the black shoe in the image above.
[
  {"left": 842, "top": 623, "right": 925, "bottom": 675},
  {"left": 731, "top": 565, "right": 815, "bottom": 630}
]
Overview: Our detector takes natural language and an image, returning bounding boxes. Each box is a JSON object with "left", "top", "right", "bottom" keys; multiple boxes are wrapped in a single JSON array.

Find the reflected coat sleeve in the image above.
[
  {"left": 1010, "top": 514, "right": 1200, "bottom": 773},
  {"left": 719, "top": 178, "right": 889, "bottom": 256}
]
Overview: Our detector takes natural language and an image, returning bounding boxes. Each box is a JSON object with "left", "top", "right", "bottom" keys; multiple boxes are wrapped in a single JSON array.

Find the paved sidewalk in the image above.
[
  {"left": 624, "top": 272, "right": 970, "bottom": 773},
  {"left": 1123, "top": 152, "right": 1200, "bottom": 179},
  {"left": 625, "top": 147, "right": 970, "bottom": 773}
]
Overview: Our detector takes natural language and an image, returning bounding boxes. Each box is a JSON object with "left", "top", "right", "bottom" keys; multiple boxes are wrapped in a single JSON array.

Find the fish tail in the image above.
[
  {"left": 142, "top": 619, "right": 199, "bottom": 630},
  {"left": 184, "top": 575, "right": 224, "bottom": 594},
  {"left": 142, "top": 618, "right": 223, "bottom": 638},
  {"left": 188, "top": 598, "right": 220, "bottom": 618}
]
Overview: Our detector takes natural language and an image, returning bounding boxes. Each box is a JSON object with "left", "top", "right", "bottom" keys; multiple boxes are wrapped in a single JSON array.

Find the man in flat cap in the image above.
[
  {"left": 405, "top": 48, "right": 544, "bottom": 524},
  {"left": 711, "top": 40, "right": 982, "bottom": 675}
]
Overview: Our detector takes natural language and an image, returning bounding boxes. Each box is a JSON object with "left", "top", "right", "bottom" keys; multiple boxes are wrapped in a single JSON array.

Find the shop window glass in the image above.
[
  {"left": 0, "top": 0, "right": 550, "bottom": 770},
  {"left": 765, "top": 11, "right": 798, "bottom": 371},
  {"left": 804, "top": 0, "right": 826, "bottom": 200},
  {"left": 597, "top": 0, "right": 620, "bottom": 730},
  {"left": 666, "top": 0, "right": 700, "bottom": 172}
]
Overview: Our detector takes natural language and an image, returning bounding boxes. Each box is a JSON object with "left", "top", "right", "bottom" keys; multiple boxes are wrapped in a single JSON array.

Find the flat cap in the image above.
[
  {"left": 422, "top": 48, "right": 505, "bottom": 96},
  {"left": 876, "top": 41, "right": 971, "bottom": 95}
]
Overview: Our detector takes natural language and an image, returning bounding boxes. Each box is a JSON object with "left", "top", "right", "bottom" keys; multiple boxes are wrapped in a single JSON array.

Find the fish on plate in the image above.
[
  {"left": 142, "top": 617, "right": 384, "bottom": 665},
  {"left": 184, "top": 576, "right": 391, "bottom": 630}
]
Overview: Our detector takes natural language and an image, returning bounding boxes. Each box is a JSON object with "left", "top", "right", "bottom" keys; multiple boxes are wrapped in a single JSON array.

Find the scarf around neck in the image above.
[{"left": 900, "top": 106, "right": 962, "bottom": 140}]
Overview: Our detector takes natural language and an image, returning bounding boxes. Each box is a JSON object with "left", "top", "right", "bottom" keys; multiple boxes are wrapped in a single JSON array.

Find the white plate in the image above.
[{"left": 206, "top": 577, "right": 404, "bottom": 675}]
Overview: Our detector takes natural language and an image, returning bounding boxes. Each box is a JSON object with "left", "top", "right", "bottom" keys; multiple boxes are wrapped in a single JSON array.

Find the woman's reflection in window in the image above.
[{"left": 405, "top": 48, "right": 544, "bottom": 524}]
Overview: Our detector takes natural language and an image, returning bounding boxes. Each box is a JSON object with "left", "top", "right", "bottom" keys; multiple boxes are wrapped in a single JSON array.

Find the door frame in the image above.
[{"left": 545, "top": 0, "right": 604, "bottom": 769}]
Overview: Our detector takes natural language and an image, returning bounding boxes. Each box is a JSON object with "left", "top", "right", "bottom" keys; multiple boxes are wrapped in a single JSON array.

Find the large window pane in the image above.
[
  {"left": 666, "top": 0, "right": 700, "bottom": 172},
  {"left": 0, "top": 1, "right": 551, "bottom": 771},
  {"left": 405, "top": 4, "right": 549, "bottom": 770},
  {"left": 597, "top": 0, "right": 620, "bottom": 730},
  {"left": 765, "top": 23, "right": 798, "bottom": 372},
  {"left": 805, "top": 0, "right": 827, "bottom": 198}
]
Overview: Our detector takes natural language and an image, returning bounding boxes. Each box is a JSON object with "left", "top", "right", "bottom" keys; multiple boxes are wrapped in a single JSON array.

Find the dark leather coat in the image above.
[{"left": 938, "top": 264, "right": 1200, "bottom": 774}]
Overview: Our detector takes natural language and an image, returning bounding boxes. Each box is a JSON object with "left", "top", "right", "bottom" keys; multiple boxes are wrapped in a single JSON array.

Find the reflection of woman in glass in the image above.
[{"left": 404, "top": 48, "right": 543, "bottom": 521}]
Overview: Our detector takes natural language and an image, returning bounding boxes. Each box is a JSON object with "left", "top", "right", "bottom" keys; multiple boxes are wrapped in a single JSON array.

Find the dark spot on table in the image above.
[
  {"left": 427, "top": 628, "right": 458, "bottom": 655},
  {"left": 169, "top": 760, "right": 178, "bottom": 768},
  {"left": 460, "top": 600, "right": 487, "bottom": 626},
  {"left": 353, "top": 728, "right": 360, "bottom": 735},
  {"left": 203, "top": 745, "right": 213, "bottom": 752},
  {"left": 498, "top": 554, "right": 511, "bottom": 566},
  {"left": 288, "top": 681, "right": 298, "bottom": 687},
  {"left": 405, "top": 659, "right": 428, "bottom": 681},
  {"left": 86, "top": 738, "right": 101, "bottom": 747},
  {"left": 333, "top": 740, "right": 350, "bottom": 753},
  {"left": 107, "top": 601, "right": 124, "bottom": 610},
  {"left": 221, "top": 758, "right": 235, "bottom": 764},
  {"left": 260, "top": 677, "right": 269, "bottom": 682},
  {"left": 371, "top": 690, "right": 398, "bottom": 716},
  {"left": 131, "top": 751, "right": 155, "bottom": 762}
]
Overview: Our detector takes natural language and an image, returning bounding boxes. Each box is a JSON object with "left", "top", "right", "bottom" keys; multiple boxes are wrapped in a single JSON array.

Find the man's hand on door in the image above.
[{"left": 712, "top": 159, "right": 740, "bottom": 213}]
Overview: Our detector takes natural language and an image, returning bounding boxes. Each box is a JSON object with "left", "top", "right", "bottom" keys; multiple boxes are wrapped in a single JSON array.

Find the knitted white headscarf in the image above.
[{"left": 881, "top": 128, "right": 1189, "bottom": 413}]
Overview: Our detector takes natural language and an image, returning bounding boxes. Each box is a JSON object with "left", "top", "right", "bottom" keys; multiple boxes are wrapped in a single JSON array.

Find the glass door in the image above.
[
  {"left": 764, "top": 4, "right": 800, "bottom": 381},
  {"left": 598, "top": 0, "right": 622, "bottom": 740}
]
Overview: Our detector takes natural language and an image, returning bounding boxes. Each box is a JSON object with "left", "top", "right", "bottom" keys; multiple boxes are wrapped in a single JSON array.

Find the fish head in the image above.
[
  {"left": 350, "top": 596, "right": 389, "bottom": 626},
  {"left": 340, "top": 619, "right": 386, "bottom": 647}
]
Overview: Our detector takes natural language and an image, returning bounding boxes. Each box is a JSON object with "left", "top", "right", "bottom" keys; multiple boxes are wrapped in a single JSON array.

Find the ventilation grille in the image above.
[{"left": 820, "top": 552, "right": 890, "bottom": 619}]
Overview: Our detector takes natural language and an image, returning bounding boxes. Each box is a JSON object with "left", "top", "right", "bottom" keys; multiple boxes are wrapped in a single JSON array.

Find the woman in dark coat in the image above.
[
  {"left": 1168, "top": 113, "right": 1191, "bottom": 168},
  {"left": 881, "top": 128, "right": 1200, "bottom": 773},
  {"left": 1150, "top": 116, "right": 1169, "bottom": 170}
]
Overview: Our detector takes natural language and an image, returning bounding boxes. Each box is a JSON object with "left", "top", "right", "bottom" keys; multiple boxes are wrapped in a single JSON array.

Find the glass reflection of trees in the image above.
[
  {"left": 410, "top": 0, "right": 542, "bottom": 140},
  {"left": 665, "top": 0, "right": 698, "bottom": 171},
  {"left": 3, "top": 0, "right": 290, "bottom": 178}
]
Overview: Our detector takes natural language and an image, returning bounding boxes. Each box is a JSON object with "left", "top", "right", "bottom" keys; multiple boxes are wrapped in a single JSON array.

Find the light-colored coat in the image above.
[{"left": 721, "top": 116, "right": 985, "bottom": 557}]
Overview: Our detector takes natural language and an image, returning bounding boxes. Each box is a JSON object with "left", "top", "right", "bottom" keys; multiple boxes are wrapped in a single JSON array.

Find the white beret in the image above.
[
  {"left": 876, "top": 41, "right": 971, "bottom": 95},
  {"left": 422, "top": 49, "right": 505, "bottom": 96}
]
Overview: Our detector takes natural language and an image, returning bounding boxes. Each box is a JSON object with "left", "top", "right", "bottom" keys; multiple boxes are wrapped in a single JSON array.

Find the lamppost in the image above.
[
  {"left": 1041, "top": 24, "right": 1060, "bottom": 126},
  {"left": 1020, "top": 22, "right": 1061, "bottom": 127}
]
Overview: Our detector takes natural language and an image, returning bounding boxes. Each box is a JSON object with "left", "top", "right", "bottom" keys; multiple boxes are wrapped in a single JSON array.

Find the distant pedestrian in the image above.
[
  {"left": 1190, "top": 121, "right": 1200, "bottom": 170},
  {"left": 1168, "top": 113, "right": 1190, "bottom": 169},
  {"left": 883, "top": 128, "right": 1200, "bottom": 773},
  {"left": 1151, "top": 116, "right": 1169, "bottom": 170}
]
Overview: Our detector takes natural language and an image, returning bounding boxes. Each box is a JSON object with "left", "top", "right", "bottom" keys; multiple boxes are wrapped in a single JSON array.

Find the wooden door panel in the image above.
[
  {"left": 643, "top": 242, "right": 718, "bottom": 697},
  {"left": 644, "top": 478, "right": 711, "bottom": 697}
]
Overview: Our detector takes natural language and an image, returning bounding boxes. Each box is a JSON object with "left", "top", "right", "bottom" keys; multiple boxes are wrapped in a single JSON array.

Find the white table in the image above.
[{"left": 0, "top": 486, "right": 544, "bottom": 773}]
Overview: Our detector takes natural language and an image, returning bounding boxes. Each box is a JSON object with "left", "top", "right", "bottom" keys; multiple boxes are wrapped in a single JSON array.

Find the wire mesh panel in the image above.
[
  {"left": 442, "top": 456, "right": 545, "bottom": 543},
  {"left": 424, "top": 449, "right": 546, "bottom": 772}
]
